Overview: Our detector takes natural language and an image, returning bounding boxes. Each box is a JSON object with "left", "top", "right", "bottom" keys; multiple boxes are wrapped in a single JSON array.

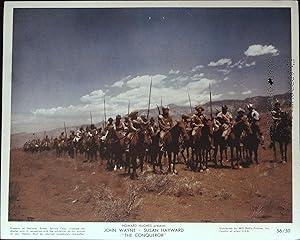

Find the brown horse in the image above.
[
  {"left": 243, "top": 122, "right": 264, "bottom": 164},
  {"left": 159, "top": 120, "right": 188, "bottom": 174},
  {"left": 105, "top": 129, "right": 127, "bottom": 171},
  {"left": 227, "top": 120, "right": 252, "bottom": 169},
  {"left": 192, "top": 118, "right": 213, "bottom": 171},
  {"left": 270, "top": 111, "right": 292, "bottom": 163},
  {"left": 128, "top": 128, "right": 152, "bottom": 179}
]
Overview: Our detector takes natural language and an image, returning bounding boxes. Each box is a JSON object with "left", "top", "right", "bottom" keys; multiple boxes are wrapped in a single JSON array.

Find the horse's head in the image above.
[{"left": 175, "top": 120, "right": 189, "bottom": 140}]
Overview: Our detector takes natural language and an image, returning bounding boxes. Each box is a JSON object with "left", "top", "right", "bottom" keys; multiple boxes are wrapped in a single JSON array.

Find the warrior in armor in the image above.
[
  {"left": 216, "top": 105, "right": 233, "bottom": 140},
  {"left": 158, "top": 106, "right": 174, "bottom": 150},
  {"left": 270, "top": 101, "right": 283, "bottom": 144},
  {"left": 114, "top": 115, "right": 126, "bottom": 136},
  {"left": 148, "top": 117, "right": 159, "bottom": 136},
  {"left": 191, "top": 105, "right": 206, "bottom": 136},
  {"left": 247, "top": 103, "right": 260, "bottom": 125}
]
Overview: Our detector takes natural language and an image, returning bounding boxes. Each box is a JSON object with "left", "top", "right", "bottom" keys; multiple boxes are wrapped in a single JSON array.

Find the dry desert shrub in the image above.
[
  {"left": 94, "top": 184, "right": 142, "bottom": 222},
  {"left": 250, "top": 198, "right": 273, "bottom": 220},
  {"left": 138, "top": 174, "right": 202, "bottom": 197}
]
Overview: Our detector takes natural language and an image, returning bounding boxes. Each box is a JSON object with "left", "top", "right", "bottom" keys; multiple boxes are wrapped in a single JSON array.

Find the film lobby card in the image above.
[{"left": 1, "top": 1, "right": 299, "bottom": 240}]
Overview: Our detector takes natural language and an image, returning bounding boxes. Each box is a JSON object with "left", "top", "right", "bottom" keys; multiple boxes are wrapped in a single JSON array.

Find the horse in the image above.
[
  {"left": 159, "top": 120, "right": 188, "bottom": 174},
  {"left": 243, "top": 121, "right": 264, "bottom": 164},
  {"left": 105, "top": 129, "right": 127, "bottom": 171},
  {"left": 86, "top": 134, "right": 100, "bottom": 162},
  {"left": 192, "top": 118, "right": 213, "bottom": 171},
  {"left": 148, "top": 128, "right": 161, "bottom": 173},
  {"left": 53, "top": 138, "right": 66, "bottom": 158},
  {"left": 128, "top": 127, "right": 152, "bottom": 179},
  {"left": 227, "top": 119, "right": 252, "bottom": 169},
  {"left": 212, "top": 125, "right": 228, "bottom": 167},
  {"left": 270, "top": 111, "right": 292, "bottom": 163}
]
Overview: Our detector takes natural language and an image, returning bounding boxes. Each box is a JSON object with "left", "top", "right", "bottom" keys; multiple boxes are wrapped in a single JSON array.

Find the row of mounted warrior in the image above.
[{"left": 23, "top": 101, "right": 290, "bottom": 177}]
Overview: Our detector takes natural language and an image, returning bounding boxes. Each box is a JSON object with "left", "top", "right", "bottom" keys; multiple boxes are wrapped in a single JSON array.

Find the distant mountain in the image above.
[{"left": 10, "top": 92, "right": 291, "bottom": 149}]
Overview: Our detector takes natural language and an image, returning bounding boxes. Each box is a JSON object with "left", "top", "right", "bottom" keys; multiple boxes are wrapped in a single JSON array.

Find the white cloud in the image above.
[
  {"left": 217, "top": 69, "right": 231, "bottom": 75},
  {"left": 208, "top": 58, "right": 232, "bottom": 67},
  {"left": 126, "top": 74, "right": 167, "bottom": 88},
  {"left": 224, "top": 77, "right": 229, "bottom": 81},
  {"left": 191, "top": 73, "right": 204, "bottom": 81},
  {"left": 228, "top": 91, "right": 236, "bottom": 95},
  {"left": 80, "top": 89, "right": 105, "bottom": 103},
  {"left": 242, "top": 90, "right": 252, "bottom": 95},
  {"left": 244, "top": 44, "right": 279, "bottom": 57},
  {"left": 169, "top": 69, "right": 180, "bottom": 74},
  {"left": 191, "top": 65, "right": 204, "bottom": 72},
  {"left": 245, "top": 61, "right": 256, "bottom": 67},
  {"left": 111, "top": 80, "right": 124, "bottom": 88},
  {"left": 16, "top": 73, "right": 223, "bottom": 133}
]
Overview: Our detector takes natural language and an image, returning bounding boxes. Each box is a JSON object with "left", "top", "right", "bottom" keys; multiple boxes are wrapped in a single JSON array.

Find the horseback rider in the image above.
[
  {"left": 138, "top": 114, "right": 150, "bottom": 130},
  {"left": 148, "top": 117, "right": 159, "bottom": 136},
  {"left": 247, "top": 103, "right": 260, "bottom": 125},
  {"left": 270, "top": 101, "right": 283, "bottom": 146},
  {"left": 101, "top": 117, "right": 114, "bottom": 141},
  {"left": 158, "top": 105, "right": 174, "bottom": 150},
  {"left": 191, "top": 105, "right": 206, "bottom": 136},
  {"left": 114, "top": 114, "right": 126, "bottom": 136},
  {"left": 216, "top": 105, "right": 233, "bottom": 140},
  {"left": 105, "top": 117, "right": 114, "bottom": 132},
  {"left": 182, "top": 114, "right": 192, "bottom": 133},
  {"left": 59, "top": 132, "right": 66, "bottom": 142}
]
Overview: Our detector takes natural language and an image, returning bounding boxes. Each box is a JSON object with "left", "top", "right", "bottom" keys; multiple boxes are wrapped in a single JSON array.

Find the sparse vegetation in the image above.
[
  {"left": 138, "top": 173, "right": 203, "bottom": 197},
  {"left": 94, "top": 184, "right": 142, "bottom": 222}
]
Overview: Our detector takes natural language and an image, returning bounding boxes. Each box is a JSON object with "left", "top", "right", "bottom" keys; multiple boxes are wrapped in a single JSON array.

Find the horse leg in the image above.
[
  {"left": 284, "top": 143, "right": 288, "bottom": 163},
  {"left": 254, "top": 145, "right": 259, "bottom": 164},
  {"left": 140, "top": 153, "right": 144, "bottom": 173},
  {"left": 158, "top": 151, "right": 163, "bottom": 171},
  {"left": 130, "top": 153, "right": 137, "bottom": 179},
  {"left": 173, "top": 153, "right": 177, "bottom": 174},
  {"left": 230, "top": 147, "right": 234, "bottom": 169},
  {"left": 168, "top": 152, "right": 172, "bottom": 173},
  {"left": 279, "top": 142, "right": 284, "bottom": 163},
  {"left": 273, "top": 142, "right": 277, "bottom": 162}
]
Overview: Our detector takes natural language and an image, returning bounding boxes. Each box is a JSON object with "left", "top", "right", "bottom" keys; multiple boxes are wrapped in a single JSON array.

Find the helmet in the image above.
[
  {"left": 108, "top": 117, "right": 113, "bottom": 122},
  {"left": 237, "top": 108, "right": 245, "bottom": 113},
  {"left": 116, "top": 114, "right": 121, "bottom": 119},
  {"left": 129, "top": 110, "right": 138, "bottom": 118},
  {"left": 222, "top": 105, "right": 228, "bottom": 110},
  {"left": 247, "top": 103, "right": 253, "bottom": 109},
  {"left": 162, "top": 105, "right": 170, "bottom": 111},
  {"left": 195, "top": 105, "right": 204, "bottom": 112}
]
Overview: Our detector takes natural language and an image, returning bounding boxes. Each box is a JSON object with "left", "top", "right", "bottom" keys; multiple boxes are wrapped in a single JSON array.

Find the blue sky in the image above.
[{"left": 11, "top": 8, "right": 291, "bottom": 133}]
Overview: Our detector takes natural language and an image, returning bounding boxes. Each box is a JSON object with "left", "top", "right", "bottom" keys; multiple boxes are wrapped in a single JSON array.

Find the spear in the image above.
[
  {"left": 147, "top": 77, "right": 153, "bottom": 119},
  {"left": 103, "top": 96, "right": 107, "bottom": 128},
  {"left": 64, "top": 121, "right": 67, "bottom": 138},
  {"left": 187, "top": 89, "right": 193, "bottom": 114},
  {"left": 161, "top": 96, "right": 163, "bottom": 108},
  {"left": 90, "top": 111, "right": 93, "bottom": 126},
  {"left": 128, "top": 100, "right": 130, "bottom": 115},
  {"left": 209, "top": 83, "right": 213, "bottom": 119}
]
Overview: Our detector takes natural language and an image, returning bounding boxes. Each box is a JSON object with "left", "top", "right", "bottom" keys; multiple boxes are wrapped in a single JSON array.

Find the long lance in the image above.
[
  {"left": 187, "top": 89, "right": 193, "bottom": 114},
  {"left": 147, "top": 77, "right": 153, "bottom": 119},
  {"left": 160, "top": 96, "right": 163, "bottom": 108},
  {"left": 103, "top": 96, "right": 107, "bottom": 128},
  {"left": 209, "top": 83, "right": 213, "bottom": 119},
  {"left": 128, "top": 100, "right": 130, "bottom": 115},
  {"left": 64, "top": 121, "right": 67, "bottom": 138},
  {"left": 90, "top": 111, "right": 93, "bottom": 126}
]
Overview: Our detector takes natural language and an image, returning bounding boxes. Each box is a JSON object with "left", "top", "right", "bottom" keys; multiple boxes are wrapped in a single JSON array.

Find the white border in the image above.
[{"left": 1, "top": 1, "right": 299, "bottom": 240}]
